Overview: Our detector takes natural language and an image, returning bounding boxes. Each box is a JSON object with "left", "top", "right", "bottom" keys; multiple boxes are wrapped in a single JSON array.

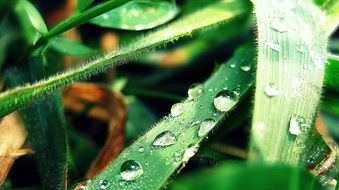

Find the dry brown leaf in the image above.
[
  {"left": 63, "top": 83, "right": 128, "bottom": 178},
  {"left": 0, "top": 112, "right": 28, "bottom": 185}
]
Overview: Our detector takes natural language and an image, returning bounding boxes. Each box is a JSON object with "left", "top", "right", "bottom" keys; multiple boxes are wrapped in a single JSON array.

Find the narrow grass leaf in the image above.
[{"left": 83, "top": 44, "right": 255, "bottom": 190}]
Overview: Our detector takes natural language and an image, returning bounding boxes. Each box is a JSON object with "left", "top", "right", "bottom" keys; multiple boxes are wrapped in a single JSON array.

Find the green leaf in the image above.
[
  {"left": 18, "top": 0, "right": 48, "bottom": 34},
  {"left": 249, "top": 0, "right": 330, "bottom": 166},
  {"left": 90, "top": 0, "right": 180, "bottom": 30},
  {"left": 76, "top": 0, "right": 95, "bottom": 12},
  {"left": 84, "top": 44, "right": 255, "bottom": 189},
  {"left": 49, "top": 37, "right": 97, "bottom": 56},
  {"left": 170, "top": 163, "right": 324, "bottom": 190},
  {"left": 0, "top": 0, "right": 251, "bottom": 118}
]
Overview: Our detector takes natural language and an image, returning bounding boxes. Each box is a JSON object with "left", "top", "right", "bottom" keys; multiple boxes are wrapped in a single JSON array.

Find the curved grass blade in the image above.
[
  {"left": 90, "top": 0, "right": 180, "bottom": 31},
  {"left": 0, "top": 0, "right": 251, "bottom": 118},
  {"left": 249, "top": 0, "right": 330, "bottom": 166},
  {"left": 82, "top": 44, "right": 255, "bottom": 190}
]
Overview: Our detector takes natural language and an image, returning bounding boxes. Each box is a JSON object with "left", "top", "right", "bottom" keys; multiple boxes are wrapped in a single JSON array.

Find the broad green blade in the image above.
[
  {"left": 83, "top": 44, "right": 255, "bottom": 190},
  {"left": 249, "top": 0, "right": 332, "bottom": 177}
]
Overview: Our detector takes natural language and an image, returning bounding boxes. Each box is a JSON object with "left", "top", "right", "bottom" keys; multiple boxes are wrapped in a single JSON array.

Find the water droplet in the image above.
[
  {"left": 264, "top": 83, "right": 279, "bottom": 97},
  {"left": 264, "top": 41, "right": 281, "bottom": 52},
  {"left": 99, "top": 179, "right": 109, "bottom": 190},
  {"left": 152, "top": 131, "right": 177, "bottom": 147},
  {"left": 270, "top": 20, "right": 288, "bottom": 32},
  {"left": 230, "top": 64, "right": 236, "bottom": 68},
  {"left": 198, "top": 119, "right": 216, "bottom": 137},
  {"left": 240, "top": 62, "right": 251, "bottom": 72},
  {"left": 213, "top": 90, "right": 238, "bottom": 112},
  {"left": 188, "top": 83, "right": 204, "bottom": 100},
  {"left": 170, "top": 103, "right": 184, "bottom": 117},
  {"left": 289, "top": 116, "right": 307, "bottom": 136},
  {"left": 138, "top": 147, "right": 145, "bottom": 153},
  {"left": 182, "top": 144, "right": 199, "bottom": 162},
  {"left": 120, "top": 160, "right": 143, "bottom": 181}
]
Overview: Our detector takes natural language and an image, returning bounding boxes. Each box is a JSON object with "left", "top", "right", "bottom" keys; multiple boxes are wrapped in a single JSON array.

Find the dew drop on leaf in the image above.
[
  {"left": 138, "top": 147, "right": 145, "bottom": 153},
  {"left": 99, "top": 179, "right": 109, "bottom": 190},
  {"left": 213, "top": 90, "right": 238, "bottom": 112},
  {"left": 229, "top": 63, "right": 236, "bottom": 68},
  {"left": 170, "top": 103, "right": 184, "bottom": 117},
  {"left": 240, "top": 61, "right": 251, "bottom": 72},
  {"left": 289, "top": 115, "right": 307, "bottom": 136},
  {"left": 188, "top": 83, "right": 204, "bottom": 100},
  {"left": 264, "top": 83, "right": 279, "bottom": 97},
  {"left": 152, "top": 131, "right": 177, "bottom": 147},
  {"left": 120, "top": 160, "right": 143, "bottom": 181},
  {"left": 198, "top": 119, "right": 216, "bottom": 137}
]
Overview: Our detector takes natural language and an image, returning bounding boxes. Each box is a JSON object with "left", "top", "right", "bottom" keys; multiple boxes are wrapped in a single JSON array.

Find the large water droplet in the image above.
[
  {"left": 198, "top": 119, "right": 216, "bottom": 137},
  {"left": 99, "top": 179, "right": 109, "bottom": 190},
  {"left": 213, "top": 90, "right": 238, "bottom": 112},
  {"left": 264, "top": 41, "right": 281, "bottom": 52},
  {"left": 171, "top": 103, "right": 184, "bottom": 117},
  {"left": 264, "top": 83, "right": 279, "bottom": 97},
  {"left": 289, "top": 116, "right": 307, "bottom": 136},
  {"left": 120, "top": 160, "right": 143, "bottom": 181},
  {"left": 188, "top": 83, "right": 204, "bottom": 100},
  {"left": 240, "top": 62, "right": 251, "bottom": 72},
  {"left": 152, "top": 131, "right": 177, "bottom": 147}
]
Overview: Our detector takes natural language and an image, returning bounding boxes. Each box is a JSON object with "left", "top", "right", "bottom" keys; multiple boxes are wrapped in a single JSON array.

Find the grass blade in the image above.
[
  {"left": 249, "top": 0, "right": 330, "bottom": 167},
  {"left": 82, "top": 44, "right": 255, "bottom": 190},
  {"left": 0, "top": 0, "right": 251, "bottom": 118}
]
